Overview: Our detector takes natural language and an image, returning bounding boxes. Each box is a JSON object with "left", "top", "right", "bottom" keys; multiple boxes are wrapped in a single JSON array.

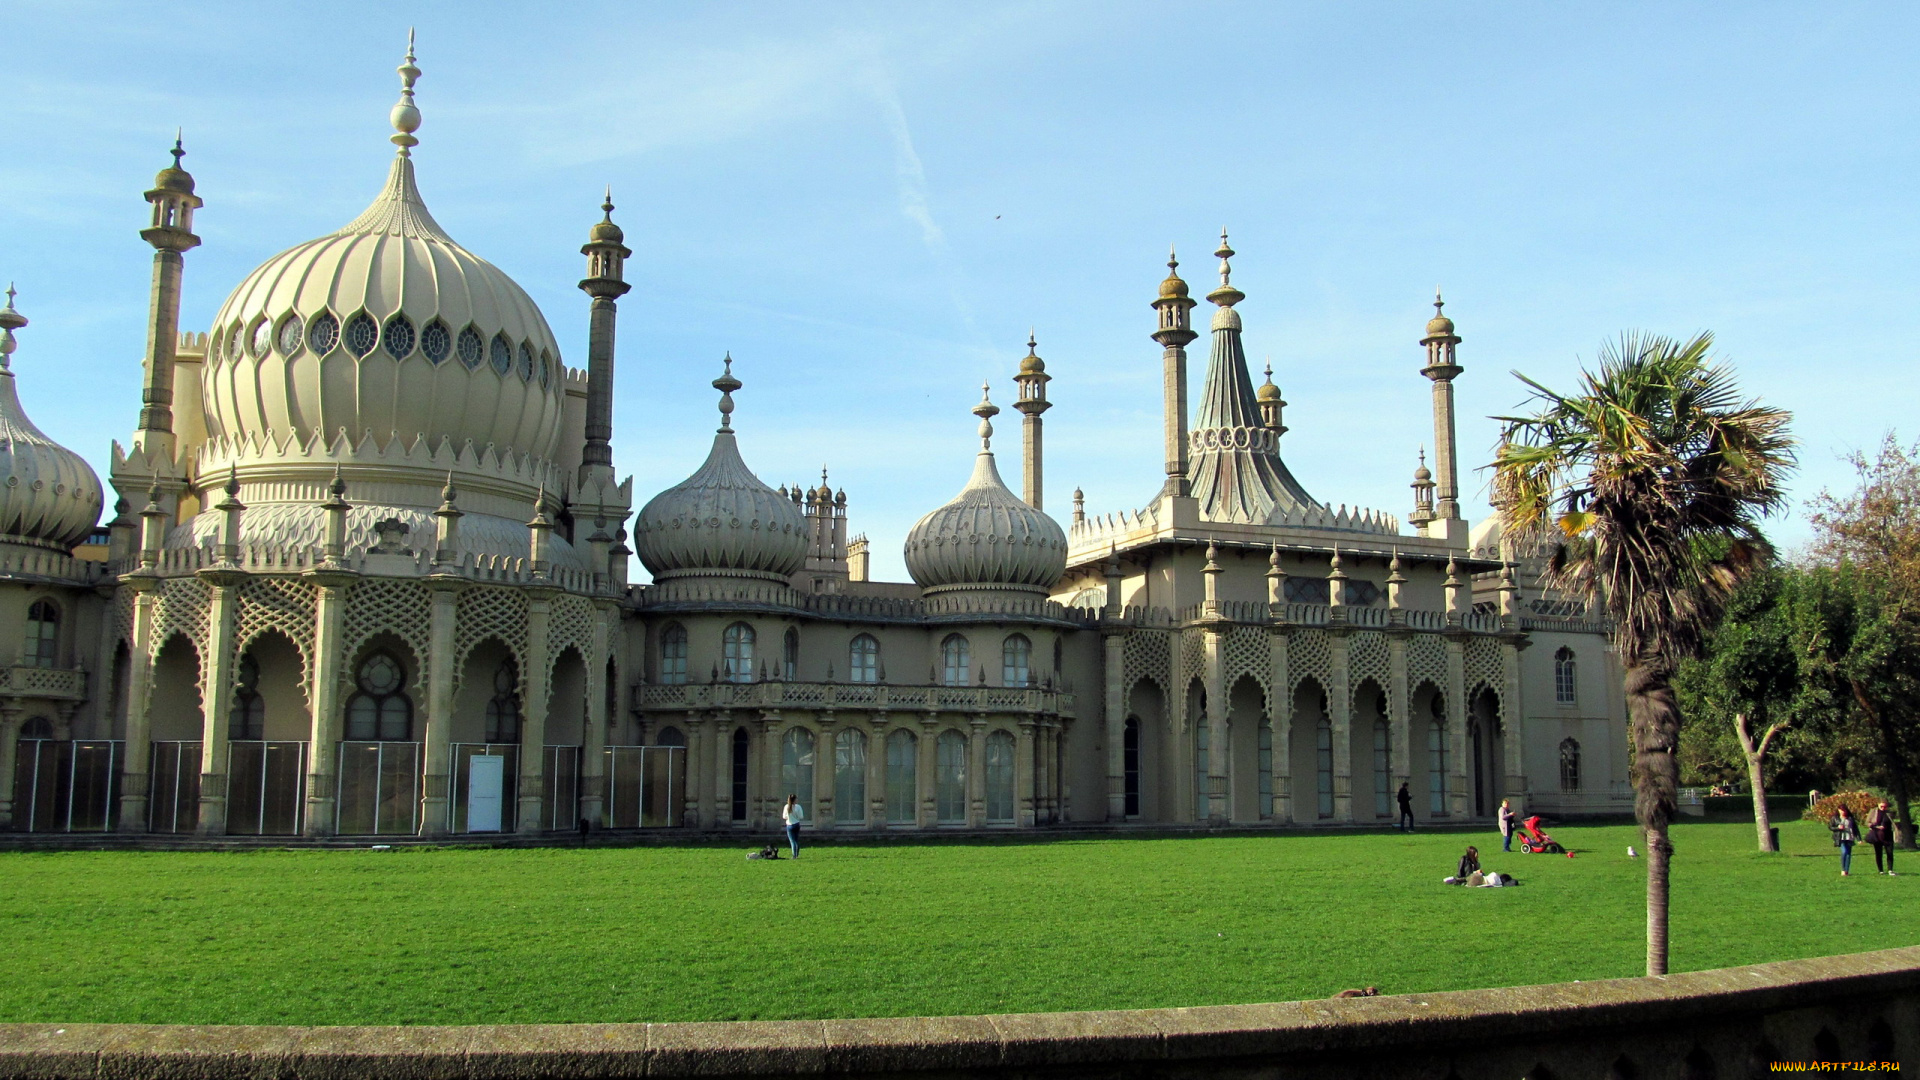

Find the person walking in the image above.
[
  {"left": 1498, "top": 798, "right": 1517, "bottom": 852},
  {"left": 1832, "top": 803, "right": 1860, "bottom": 877},
  {"left": 1397, "top": 783, "right": 1414, "bottom": 831},
  {"left": 781, "top": 794, "right": 805, "bottom": 860},
  {"left": 1866, "top": 799, "right": 1898, "bottom": 876}
]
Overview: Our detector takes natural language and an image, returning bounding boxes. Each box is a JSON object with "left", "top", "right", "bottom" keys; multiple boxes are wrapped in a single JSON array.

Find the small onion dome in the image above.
[
  {"left": 1256, "top": 367, "right": 1283, "bottom": 403},
  {"left": 0, "top": 290, "right": 104, "bottom": 550},
  {"left": 1413, "top": 461, "right": 1433, "bottom": 482},
  {"left": 904, "top": 388, "right": 1066, "bottom": 594},
  {"left": 153, "top": 139, "right": 195, "bottom": 195},
  {"left": 589, "top": 191, "right": 624, "bottom": 244},
  {"left": 632, "top": 359, "right": 806, "bottom": 582},
  {"left": 1425, "top": 290, "right": 1455, "bottom": 337},
  {"left": 1158, "top": 247, "right": 1189, "bottom": 299}
]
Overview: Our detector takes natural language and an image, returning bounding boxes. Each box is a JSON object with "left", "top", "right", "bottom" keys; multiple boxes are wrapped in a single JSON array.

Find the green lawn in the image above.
[{"left": 1, "top": 819, "right": 1911, "bottom": 1026}]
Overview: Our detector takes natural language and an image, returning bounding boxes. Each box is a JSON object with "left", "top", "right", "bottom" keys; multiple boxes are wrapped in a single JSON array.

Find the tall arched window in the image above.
[
  {"left": 1122, "top": 718, "right": 1141, "bottom": 818},
  {"left": 986, "top": 730, "right": 1016, "bottom": 823},
  {"left": 849, "top": 635, "right": 880, "bottom": 684},
  {"left": 783, "top": 628, "right": 799, "bottom": 681},
  {"left": 941, "top": 635, "right": 970, "bottom": 686},
  {"left": 834, "top": 728, "right": 867, "bottom": 823},
  {"left": 730, "top": 728, "right": 749, "bottom": 821},
  {"left": 345, "top": 652, "right": 412, "bottom": 741},
  {"left": 485, "top": 658, "right": 520, "bottom": 743},
  {"left": 1002, "top": 635, "right": 1031, "bottom": 687},
  {"left": 936, "top": 730, "right": 967, "bottom": 824},
  {"left": 885, "top": 729, "right": 917, "bottom": 824},
  {"left": 1373, "top": 716, "right": 1391, "bottom": 818},
  {"left": 24, "top": 600, "right": 58, "bottom": 668},
  {"left": 231, "top": 653, "right": 265, "bottom": 740},
  {"left": 781, "top": 728, "right": 815, "bottom": 817},
  {"left": 1560, "top": 737, "right": 1582, "bottom": 792},
  {"left": 659, "top": 624, "right": 688, "bottom": 685},
  {"left": 1428, "top": 694, "right": 1449, "bottom": 815},
  {"left": 1316, "top": 715, "right": 1334, "bottom": 818},
  {"left": 723, "top": 623, "right": 756, "bottom": 683},
  {"left": 1554, "top": 647, "right": 1577, "bottom": 705}
]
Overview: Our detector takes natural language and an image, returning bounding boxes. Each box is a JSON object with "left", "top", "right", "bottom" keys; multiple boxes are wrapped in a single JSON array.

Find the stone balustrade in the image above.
[
  {"left": 1, "top": 946, "right": 1910, "bottom": 1078},
  {"left": 635, "top": 680, "right": 1075, "bottom": 719},
  {"left": 109, "top": 544, "right": 614, "bottom": 596},
  {"left": 0, "top": 664, "right": 86, "bottom": 701}
]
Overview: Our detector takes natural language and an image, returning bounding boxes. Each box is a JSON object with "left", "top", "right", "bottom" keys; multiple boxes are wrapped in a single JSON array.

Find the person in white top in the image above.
[{"left": 782, "top": 794, "right": 805, "bottom": 859}]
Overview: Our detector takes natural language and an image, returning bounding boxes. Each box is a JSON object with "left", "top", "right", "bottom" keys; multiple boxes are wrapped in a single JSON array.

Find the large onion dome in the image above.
[
  {"left": 0, "top": 290, "right": 104, "bottom": 550},
  {"left": 904, "top": 388, "right": 1066, "bottom": 595},
  {"left": 632, "top": 359, "right": 806, "bottom": 582},
  {"left": 200, "top": 45, "right": 565, "bottom": 466}
]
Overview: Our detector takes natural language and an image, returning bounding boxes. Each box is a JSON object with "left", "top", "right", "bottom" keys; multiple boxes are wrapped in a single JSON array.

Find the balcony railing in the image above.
[
  {"left": 634, "top": 680, "right": 1075, "bottom": 718},
  {"left": 0, "top": 664, "right": 86, "bottom": 700}
]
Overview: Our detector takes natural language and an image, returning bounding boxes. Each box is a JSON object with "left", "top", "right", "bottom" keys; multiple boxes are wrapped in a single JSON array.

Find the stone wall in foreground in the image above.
[{"left": 1, "top": 947, "right": 1914, "bottom": 1079}]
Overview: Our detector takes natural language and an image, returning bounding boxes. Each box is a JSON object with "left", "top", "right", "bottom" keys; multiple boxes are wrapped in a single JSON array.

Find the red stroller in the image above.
[{"left": 1517, "top": 815, "right": 1566, "bottom": 854}]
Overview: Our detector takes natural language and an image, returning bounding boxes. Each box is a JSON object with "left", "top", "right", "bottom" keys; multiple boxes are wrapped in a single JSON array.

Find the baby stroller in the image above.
[{"left": 1517, "top": 815, "right": 1565, "bottom": 854}]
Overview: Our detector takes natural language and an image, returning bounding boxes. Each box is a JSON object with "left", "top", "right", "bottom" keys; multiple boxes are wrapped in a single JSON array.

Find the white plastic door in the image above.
[{"left": 468, "top": 754, "right": 504, "bottom": 832}]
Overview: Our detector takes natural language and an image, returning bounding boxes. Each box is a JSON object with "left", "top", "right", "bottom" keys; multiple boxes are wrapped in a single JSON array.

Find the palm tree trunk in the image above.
[{"left": 1625, "top": 658, "right": 1680, "bottom": 976}]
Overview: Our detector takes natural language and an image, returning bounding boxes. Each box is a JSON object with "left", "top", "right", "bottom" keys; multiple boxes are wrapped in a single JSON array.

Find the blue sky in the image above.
[{"left": 4, "top": 2, "right": 1912, "bottom": 580}]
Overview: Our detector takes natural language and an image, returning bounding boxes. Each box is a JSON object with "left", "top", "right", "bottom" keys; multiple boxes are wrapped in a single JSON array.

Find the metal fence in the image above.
[
  {"left": 603, "top": 746, "right": 684, "bottom": 828},
  {"left": 12, "top": 740, "right": 119, "bottom": 832},
  {"left": 149, "top": 741, "right": 202, "bottom": 834}
]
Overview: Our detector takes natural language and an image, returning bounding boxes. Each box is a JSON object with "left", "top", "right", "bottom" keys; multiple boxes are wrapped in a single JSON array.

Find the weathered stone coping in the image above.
[{"left": 2, "top": 946, "right": 1914, "bottom": 1078}]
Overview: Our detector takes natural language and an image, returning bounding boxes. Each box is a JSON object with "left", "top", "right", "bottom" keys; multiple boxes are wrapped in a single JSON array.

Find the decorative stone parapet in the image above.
[
  {"left": 1, "top": 947, "right": 1912, "bottom": 1078},
  {"left": 634, "top": 681, "right": 1075, "bottom": 720}
]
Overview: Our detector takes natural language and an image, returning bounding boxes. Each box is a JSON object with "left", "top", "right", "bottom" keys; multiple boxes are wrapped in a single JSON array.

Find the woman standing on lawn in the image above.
[
  {"left": 1498, "top": 799, "right": 1517, "bottom": 852},
  {"left": 1833, "top": 804, "right": 1860, "bottom": 877},
  {"left": 782, "top": 794, "right": 805, "bottom": 859},
  {"left": 1866, "top": 800, "right": 1897, "bottom": 876}
]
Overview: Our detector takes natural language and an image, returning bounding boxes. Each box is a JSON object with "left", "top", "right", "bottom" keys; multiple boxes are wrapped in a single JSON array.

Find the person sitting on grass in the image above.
[
  {"left": 1445, "top": 846, "right": 1482, "bottom": 885},
  {"left": 746, "top": 845, "right": 780, "bottom": 861}
]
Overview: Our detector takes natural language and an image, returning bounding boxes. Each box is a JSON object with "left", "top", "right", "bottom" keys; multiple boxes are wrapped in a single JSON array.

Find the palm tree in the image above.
[{"left": 1493, "top": 331, "right": 1794, "bottom": 976}]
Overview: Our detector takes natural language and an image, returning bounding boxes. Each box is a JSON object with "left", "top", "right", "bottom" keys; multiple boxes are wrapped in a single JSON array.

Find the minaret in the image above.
[
  {"left": 135, "top": 134, "right": 203, "bottom": 453},
  {"left": 1012, "top": 331, "right": 1051, "bottom": 509},
  {"left": 1151, "top": 247, "right": 1196, "bottom": 497},
  {"left": 1408, "top": 447, "right": 1436, "bottom": 533},
  {"left": 578, "top": 188, "right": 631, "bottom": 492},
  {"left": 1256, "top": 360, "right": 1287, "bottom": 439},
  {"left": 1420, "top": 290, "right": 1465, "bottom": 542}
]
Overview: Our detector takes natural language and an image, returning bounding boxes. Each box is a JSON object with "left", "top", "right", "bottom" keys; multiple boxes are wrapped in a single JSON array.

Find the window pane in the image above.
[
  {"left": 780, "top": 728, "right": 815, "bottom": 819},
  {"left": 936, "top": 731, "right": 966, "bottom": 824},
  {"left": 834, "top": 729, "right": 867, "bottom": 823},
  {"left": 885, "top": 730, "right": 917, "bottom": 824},
  {"left": 986, "top": 731, "right": 1015, "bottom": 823}
]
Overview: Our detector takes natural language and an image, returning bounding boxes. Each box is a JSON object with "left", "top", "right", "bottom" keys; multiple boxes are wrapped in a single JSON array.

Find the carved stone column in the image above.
[
  {"left": 1327, "top": 628, "right": 1353, "bottom": 824},
  {"left": 304, "top": 569, "right": 355, "bottom": 836},
  {"left": 967, "top": 714, "right": 988, "bottom": 827},
  {"left": 812, "top": 712, "right": 836, "bottom": 826},
  {"left": 916, "top": 711, "right": 938, "bottom": 828},
  {"left": 713, "top": 709, "right": 735, "bottom": 827},
  {"left": 1445, "top": 633, "right": 1471, "bottom": 819},
  {"left": 1388, "top": 630, "right": 1412, "bottom": 812},
  {"left": 580, "top": 600, "right": 616, "bottom": 828},
  {"left": 867, "top": 712, "right": 889, "bottom": 829},
  {"left": 420, "top": 577, "right": 459, "bottom": 836},
  {"left": 758, "top": 711, "right": 782, "bottom": 831},
  {"left": 118, "top": 578, "right": 160, "bottom": 831},
  {"left": 1015, "top": 718, "right": 1036, "bottom": 827},
  {"left": 1502, "top": 637, "right": 1528, "bottom": 815},
  {"left": 1202, "top": 626, "right": 1228, "bottom": 824},
  {"left": 1268, "top": 625, "right": 1292, "bottom": 823},
  {"left": 195, "top": 567, "right": 245, "bottom": 836},
  {"left": 517, "top": 589, "right": 554, "bottom": 834},
  {"left": 684, "top": 714, "right": 706, "bottom": 829},
  {"left": 0, "top": 707, "right": 20, "bottom": 828},
  {"left": 1102, "top": 627, "right": 1126, "bottom": 821}
]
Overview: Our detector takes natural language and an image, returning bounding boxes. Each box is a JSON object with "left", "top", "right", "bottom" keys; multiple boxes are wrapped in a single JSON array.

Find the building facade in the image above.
[{"left": 0, "top": 44, "right": 1630, "bottom": 839}]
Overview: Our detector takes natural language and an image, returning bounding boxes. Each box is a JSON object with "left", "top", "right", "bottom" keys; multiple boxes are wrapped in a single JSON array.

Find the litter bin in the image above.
[{"left": 1769, "top": 826, "right": 1780, "bottom": 850}]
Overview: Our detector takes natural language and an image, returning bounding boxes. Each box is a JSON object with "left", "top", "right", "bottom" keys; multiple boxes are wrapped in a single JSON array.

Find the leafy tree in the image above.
[
  {"left": 1675, "top": 566, "right": 1799, "bottom": 850},
  {"left": 1493, "top": 331, "right": 1794, "bottom": 976}
]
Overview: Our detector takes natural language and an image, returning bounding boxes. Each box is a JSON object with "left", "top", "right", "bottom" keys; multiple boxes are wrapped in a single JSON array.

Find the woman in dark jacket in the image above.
[
  {"left": 1457, "top": 846, "right": 1480, "bottom": 880},
  {"left": 1866, "top": 800, "right": 1897, "bottom": 876}
]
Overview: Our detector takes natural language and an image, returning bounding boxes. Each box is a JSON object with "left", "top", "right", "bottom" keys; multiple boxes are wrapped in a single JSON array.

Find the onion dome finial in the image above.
[
  {"left": 1158, "top": 245, "right": 1189, "bottom": 299},
  {"left": 972, "top": 381, "right": 999, "bottom": 450},
  {"left": 714, "top": 353, "right": 742, "bottom": 430},
  {"left": 1207, "top": 228, "right": 1244, "bottom": 308},
  {"left": 390, "top": 29, "right": 422, "bottom": 157},
  {"left": 1425, "top": 287, "right": 1456, "bottom": 337},
  {"left": 0, "top": 284, "right": 24, "bottom": 371}
]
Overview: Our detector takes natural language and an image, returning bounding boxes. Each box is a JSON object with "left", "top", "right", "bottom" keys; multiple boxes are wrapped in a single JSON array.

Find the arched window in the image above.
[
  {"left": 723, "top": 623, "right": 756, "bottom": 683},
  {"left": 1373, "top": 716, "right": 1391, "bottom": 818},
  {"left": 936, "top": 730, "right": 967, "bottom": 824},
  {"left": 1122, "top": 718, "right": 1141, "bottom": 818},
  {"left": 987, "top": 730, "right": 1016, "bottom": 823},
  {"left": 783, "top": 628, "right": 799, "bottom": 681},
  {"left": 941, "top": 634, "right": 970, "bottom": 686},
  {"left": 1316, "top": 714, "right": 1334, "bottom": 818},
  {"left": 1554, "top": 647, "right": 1577, "bottom": 705},
  {"left": 834, "top": 728, "right": 866, "bottom": 823},
  {"left": 659, "top": 624, "right": 688, "bottom": 685},
  {"left": 1002, "top": 635, "right": 1031, "bottom": 687},
  {"left": 885, "top": 729, "right": 917, "bottom": 824},
  {"left": 345, "top": 652, "right": 412, "bottom": 741},
  {"left": 1560, "top": 737, "right": 1581, "bottom": 792},
  {"left": 849, "top": 634, "right": 880, "bottom": 684},
  {"left": 781, "top": 728, "right": 815, "bottom": 818},
  {"left": 1428, "top": 693, "right": 1448, "bottom": 815},
  {"left": 231, "top": 653, "right": 265, "bottom": 740},
  {"left": 485, "top": 658, "right": 521, "bottom": 744},
  {"left": 25, "top": 600, "right": 58, "bottom": 668},
  {"left": 730, "top": 728, "right": 749, "bottom": 821},
  {"left": 656, "top": 726, "right": 685, "bottom": 747},
  {"left": 21, "top": 715, "right": 53, "bottom": 739}
]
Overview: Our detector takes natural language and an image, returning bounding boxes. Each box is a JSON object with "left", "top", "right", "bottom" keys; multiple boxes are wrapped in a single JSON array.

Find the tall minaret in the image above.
[
  {"left": 1420, "top": 290, "right": 1465, "bottom": 542},
  {"left": 135, "top": 134, "right": 203, "bottom": 453},
  {"left": 1151, "top": 247, "right": 1196, "bottom": 498},
  {"left": 1012, "top": 331, "right": 1051, "bottom": 509},
  {"left": 578, "top": 188, "right": 630, "bottom": 492}
]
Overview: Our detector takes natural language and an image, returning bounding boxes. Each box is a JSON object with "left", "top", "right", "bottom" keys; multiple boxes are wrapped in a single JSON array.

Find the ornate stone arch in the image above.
[
  {"left": 1224, "top": 625, "right": 1270, "bottom": 700},
  {"left": 234, "top": 577, "right": 317, "bottom": 693},
  {"left": 343, "top": 579, "right": 431, "bottom": 671},
  {"left": 1287, "top": 629, "right": 1331, "bottom": 703},
  {"left": 1464, "top": 637, "right": 1504, "bottom": 722},
  {"left": 1347, "top": 630, "right": 1389, "bottom": 708}
]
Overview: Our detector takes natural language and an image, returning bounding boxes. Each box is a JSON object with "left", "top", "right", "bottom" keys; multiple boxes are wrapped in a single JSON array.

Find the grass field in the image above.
[{"left": 1, "top": 818, "right": 1911, "bottom": 1026}]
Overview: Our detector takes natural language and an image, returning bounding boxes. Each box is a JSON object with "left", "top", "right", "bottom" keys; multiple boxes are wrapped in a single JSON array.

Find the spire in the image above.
[
  {"left": 714, "top": 354, "right": 741, "bottom": 431},
  {"left": 390, "top": 29, "right": 422, "bottom": 157},
  {"left": 1206, "top": 229, "right": 1244, "bottom": 309},
  {"left": 0, "top": 284, "right": 25, "bottom": 372},
  {"left": 972, "top": 382, "right": 999, "bottom": 452}
]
